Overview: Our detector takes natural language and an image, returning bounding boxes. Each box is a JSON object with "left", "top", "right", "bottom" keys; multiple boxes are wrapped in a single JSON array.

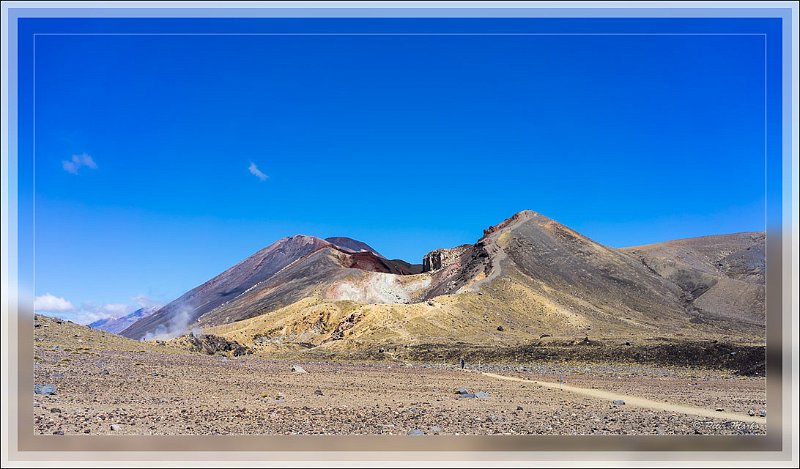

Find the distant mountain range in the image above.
[
  {"left": 120, "top": 211, "right": 765, "bottom": 352},
  {"left": 89, "top": 306, "right": 159, "bottom": 334}
]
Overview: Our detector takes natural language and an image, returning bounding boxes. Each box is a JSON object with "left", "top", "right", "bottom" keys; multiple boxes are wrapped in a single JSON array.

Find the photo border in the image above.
[{"left": 2, "top": 1, "right": 797, "bottom": 465}]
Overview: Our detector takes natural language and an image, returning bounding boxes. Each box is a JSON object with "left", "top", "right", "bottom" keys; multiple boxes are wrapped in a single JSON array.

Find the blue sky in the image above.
[{"left": 17, "top": 18, "right": 781, "bottom": 324}]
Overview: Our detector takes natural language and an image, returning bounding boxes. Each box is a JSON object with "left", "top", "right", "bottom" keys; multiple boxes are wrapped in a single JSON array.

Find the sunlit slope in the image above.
[
  {"left": 127, "top": 210, "right": 765, "bottom": 351},
  {"left": 203, "top": 212, "right": 764, "bottom": 353}
]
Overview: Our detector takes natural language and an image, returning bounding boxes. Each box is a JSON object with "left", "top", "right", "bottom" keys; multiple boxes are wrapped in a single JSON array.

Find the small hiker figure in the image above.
[{"left": 460, "top": 357, "right": 465, "bottom": 370}]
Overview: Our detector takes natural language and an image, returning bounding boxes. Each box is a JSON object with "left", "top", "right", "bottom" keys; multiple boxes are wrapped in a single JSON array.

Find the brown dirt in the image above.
[{"left": 33, "top": 316, "right": 766, "bottom": 436}]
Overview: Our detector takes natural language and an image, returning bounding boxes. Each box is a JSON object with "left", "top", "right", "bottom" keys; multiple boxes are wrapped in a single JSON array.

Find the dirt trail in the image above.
[{"left": 481, "top": 372, "right": 765, "bottom": 423}]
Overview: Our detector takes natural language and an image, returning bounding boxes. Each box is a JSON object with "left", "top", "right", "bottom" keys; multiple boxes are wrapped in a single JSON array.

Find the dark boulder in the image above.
[{"left": 186, "top": 334, "right": 253, "bottom": 357}]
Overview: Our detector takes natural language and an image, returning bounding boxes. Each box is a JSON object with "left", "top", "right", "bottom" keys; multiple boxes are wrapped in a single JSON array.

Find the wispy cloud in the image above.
[
  {"left": 79, "top": 301, "right": 140, "bottom": 322},
  {"left": 142, "top": 306, "right": 193, "bottom": 341},
  {"left": 39, "top": 302, "right": 136, "bottom": 326},
  {"left": 35, "top": 294, "right": 165, "bottom": 326},
  {"left": 95, "top": 303, "right": 132, "bottom": 318},
  {"left": 248, "top": 162, "right": 268, "bottom": 181},
  {"left": 133, "top": 294, "right": 162, "bottom": 309},
  {"left": 62, "top": 153, "right": 98, "bottom": 175},
  {"left": 33, "top": 293, "right": 76, "bottom": 312}
]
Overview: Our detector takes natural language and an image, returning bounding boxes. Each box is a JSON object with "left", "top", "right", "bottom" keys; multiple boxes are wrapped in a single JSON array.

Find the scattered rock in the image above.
[
  {"left": 34, "top": 384, "right": 56, "bottom": 395},
  {"left": 456, "top": 390, "right": 476, "bottom": 399},
  {"left": 290, "top": 365, "right": 307, "bottom": 374},
  {"left": 715, "top": 408, "right": 724, "bottom": 412},
  {"left": 748, "top": 410, "right": 755, "bottom": 416},
  {"left": 612, "top": 400, "right": 625, "bottom": 406},
  {"left": 516, "top": 405, "right": 524, "bottom": 411},
  {"left": 759, "top": 410, "right": 766, "bottom": 417},
  {"left": 329, "top": 313, "right": 362, "bottom": 341},
  {"left": 83, "top": 428, "right": 91, "bottom": 434},
  {"left": 186, "top": 334, "right": 253, "bottom": 357},
  {"left": 50, "top": 408, "right": 62, "bottom": 413},
  {"left": 110, "top": 424, "right": 121, "bottom": 431},
  {"left": 429, "top": 426, "right": 442, "bottom": 434},
  {"left": 407, "top": 428, "right": 424, "bottom": 436},
  {"left": 497, "top": 326, "right": 505, "bottom": 332},
  {"left": 454, "top": 388, "right": 490, "bottom": 399},
  {"left": 314, "top": 389, "right": 323, "bottom": 396},
  {"left": 53, "top": 430, "right": 64, "bottom": 435},
  {"left": 100, "top": 369, "right": 110, "bottom": 376}
]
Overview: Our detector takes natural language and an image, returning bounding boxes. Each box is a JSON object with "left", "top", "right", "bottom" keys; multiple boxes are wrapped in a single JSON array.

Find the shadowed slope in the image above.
[
  {"left": 122, "top": 235, "right": 422, "bottom": 339},
  {"left": 125, "top": 211, "right": 766, "bottom": 350},
  {"left": 621, "top": 232, "right": 765, "bottom": 325}
]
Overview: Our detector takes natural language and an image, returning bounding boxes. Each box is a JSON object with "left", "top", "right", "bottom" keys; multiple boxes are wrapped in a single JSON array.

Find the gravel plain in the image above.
[{"left": 33, "top": 316, "right": 766, "bottom": 436}]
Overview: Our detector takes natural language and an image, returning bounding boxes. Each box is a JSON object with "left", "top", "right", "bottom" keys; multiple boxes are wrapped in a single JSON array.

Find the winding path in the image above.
[{"left": 481, "top": 371, "right": 765, "bottom": 424}]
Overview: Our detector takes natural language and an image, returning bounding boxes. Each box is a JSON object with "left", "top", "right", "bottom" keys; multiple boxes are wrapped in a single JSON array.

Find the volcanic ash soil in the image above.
[{"left": 33, "top": 319, "right": 766, "bottom": 436}]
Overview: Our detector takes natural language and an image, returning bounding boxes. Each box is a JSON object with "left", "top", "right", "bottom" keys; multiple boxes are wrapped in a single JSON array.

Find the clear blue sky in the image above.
[{"left": 17, "top": 17, "right": 782, "bottom": 323}]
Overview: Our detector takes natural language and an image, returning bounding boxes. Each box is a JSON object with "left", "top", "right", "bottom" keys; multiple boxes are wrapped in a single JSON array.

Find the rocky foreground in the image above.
[{"left": 33, "top": 316, "right": 766, "bottom": 436}]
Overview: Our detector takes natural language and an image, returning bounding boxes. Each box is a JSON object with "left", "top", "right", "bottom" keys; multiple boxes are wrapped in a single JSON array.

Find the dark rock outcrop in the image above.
[
  {"left": 422, "top": 245, "right": 471, "bottom": 272},
  {"left": 185, "top": 334, "right": 253, "bottom": 357}
]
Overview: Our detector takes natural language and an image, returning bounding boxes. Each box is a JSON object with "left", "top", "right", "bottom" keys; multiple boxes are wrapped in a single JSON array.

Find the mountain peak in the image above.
[
  {"left": 515, "top": 209, "right": 539, "bottom": 217},
  {"left": 482, "top": 210, "right": 549, "bottom": 238},
  {"left": 121, "top": 212, "right": 765, "bottom": 349},
  {"left": 266, "top": 234, "right": 333, "bottom": 253},
  {"left": 283, "top": 234, "right": 327, "bottom": 243},
  {"left": 325, "top": 237, "right": 384, "bottom": 258}
]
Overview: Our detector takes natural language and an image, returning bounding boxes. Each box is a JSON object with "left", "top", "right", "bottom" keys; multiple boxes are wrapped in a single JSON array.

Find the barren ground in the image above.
[{"left": 33, "top": 316, "right": 766, "bottom": 436}]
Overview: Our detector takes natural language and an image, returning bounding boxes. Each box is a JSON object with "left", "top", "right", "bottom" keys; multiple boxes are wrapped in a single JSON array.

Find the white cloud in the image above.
[
  {"left": 97, "top": 303, "right": 132, "bottom": 318},
  {"left": 133, "top": 295, "right": 163, "bottom": 309},
  {"left": 34, "top": 293, "right": 75, "bottom": 312},
  {"left": 46, "top": 311, "right": 110, "bottom": 326},
  {"left": 43, "top": 302, "right": 136, "bottom": 326},
  {"left": 80, "top": 301, "right": 137, "bottom": 319},
  {"left": 248, "top": 162, "right": 268, "bottom": 181},
  {"left": 62, "top": 153, "right": 97, "bottom": 175},
  {"left": 62, "top": 161, "right": 78, "bottom": 174},
  {"left": 35, "top": 294, "right": 165, "bottom": 326},
  {"left": 78, "top": 311, "right": 112, "bottom": 325}
]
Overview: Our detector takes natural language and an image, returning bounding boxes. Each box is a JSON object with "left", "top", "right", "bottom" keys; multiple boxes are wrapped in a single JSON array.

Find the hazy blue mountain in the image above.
[{"left": 89, "top": 306, "right": 159, "bottom": 334}]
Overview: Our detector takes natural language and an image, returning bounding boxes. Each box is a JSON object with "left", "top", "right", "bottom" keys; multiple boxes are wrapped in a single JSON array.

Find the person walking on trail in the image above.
[{"left": 460, "top": 357, "right": 465, "bottom": 370}]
